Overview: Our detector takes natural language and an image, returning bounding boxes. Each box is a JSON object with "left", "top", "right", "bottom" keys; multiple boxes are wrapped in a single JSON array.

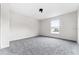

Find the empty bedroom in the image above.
[{"left": 0, "top": 3, "right": 79, "bottom": 55}]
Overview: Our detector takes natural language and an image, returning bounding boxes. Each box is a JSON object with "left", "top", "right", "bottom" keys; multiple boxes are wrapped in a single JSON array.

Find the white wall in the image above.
[
  {"left": 40, "top": 11, "right": 77, "bottom": 41},
  {"left": 77, "top": 9, "right": 79, "bottom": 44},
  {"left": 1, "top": 4, "right": 10, "bottom": 48},
  {"left": 0, "top": 4, "right": 1, "bottom": 46},
  {"left": 9, "top": 11, "right": 39, "bottom": 41},
  {"left": 0, "top": 3, "right": 78, "bottom": 48},
  {"left": 0, "top": 4, "right": 39, "bottom": 48}
]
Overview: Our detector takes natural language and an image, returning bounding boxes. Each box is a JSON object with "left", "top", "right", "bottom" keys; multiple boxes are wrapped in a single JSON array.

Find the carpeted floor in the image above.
[{"left": 0, "top": 36, "right": 79, "bottom": 55}]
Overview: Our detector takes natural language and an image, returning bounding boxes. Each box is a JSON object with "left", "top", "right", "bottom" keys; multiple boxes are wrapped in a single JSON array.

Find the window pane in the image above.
[{"left": 51, "top": 19, "right": 60, "bottom": 34}]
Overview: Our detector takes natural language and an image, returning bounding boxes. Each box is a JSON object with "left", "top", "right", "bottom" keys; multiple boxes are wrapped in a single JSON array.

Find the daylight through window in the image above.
[{"left": 50, "top": 19, "right": 60, "bottom": 34}]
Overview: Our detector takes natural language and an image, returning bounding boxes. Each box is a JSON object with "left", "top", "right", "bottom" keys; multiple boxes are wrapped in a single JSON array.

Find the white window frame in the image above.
[{"left": 50, "top": 18, "right": 60, "bottom": 34}]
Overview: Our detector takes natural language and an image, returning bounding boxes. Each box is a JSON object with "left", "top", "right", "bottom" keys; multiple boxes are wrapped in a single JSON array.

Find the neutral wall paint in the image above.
[
  {"left": 1, "top": 4, "right": 10, "bottom": 48},
  {"left": 0, "top": 4, "right": 1, "bottom": 46},
  {"left": 40, "top": 11, "right": 77, "bottom": 41},
  {"left": 0, "top": 4, "right": 39, "bottom": 48},
  {"left": 77, "top": 8, "right": 79, "bottom": 44},
  {"left": 9, "top": 11, "right": 39, "bottom": 41},
  {"left": 0, "top": 4, "right": 78, "bottom": 48}
]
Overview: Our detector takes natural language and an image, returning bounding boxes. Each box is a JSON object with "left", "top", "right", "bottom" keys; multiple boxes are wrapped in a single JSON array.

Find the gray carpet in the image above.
[{"left": 0, "top": 36, "right": 79, "bottom": 55}]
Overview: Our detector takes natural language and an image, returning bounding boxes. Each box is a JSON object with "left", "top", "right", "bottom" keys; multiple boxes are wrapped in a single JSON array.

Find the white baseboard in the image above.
[
  {"left": 0, "top": 42, "right": 10, "bottom": 49},
  {"left": 39, "top": 35, "right": 76, "bottom": 42}
]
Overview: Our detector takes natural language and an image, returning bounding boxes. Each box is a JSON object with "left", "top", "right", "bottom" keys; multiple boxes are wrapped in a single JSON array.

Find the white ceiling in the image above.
[{"left": 9, "top": 3, "right": 79, "bottom": 20}]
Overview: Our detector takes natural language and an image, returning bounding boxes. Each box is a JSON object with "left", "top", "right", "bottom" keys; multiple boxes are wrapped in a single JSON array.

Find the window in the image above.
[{"left": 50, "top": 19, "right": 60, "bottom": 34}]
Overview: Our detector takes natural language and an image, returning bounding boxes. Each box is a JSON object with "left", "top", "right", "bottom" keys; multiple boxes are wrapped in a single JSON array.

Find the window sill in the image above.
[{"left": 51, "top": 32, "right": 59, "bottom": 34}]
